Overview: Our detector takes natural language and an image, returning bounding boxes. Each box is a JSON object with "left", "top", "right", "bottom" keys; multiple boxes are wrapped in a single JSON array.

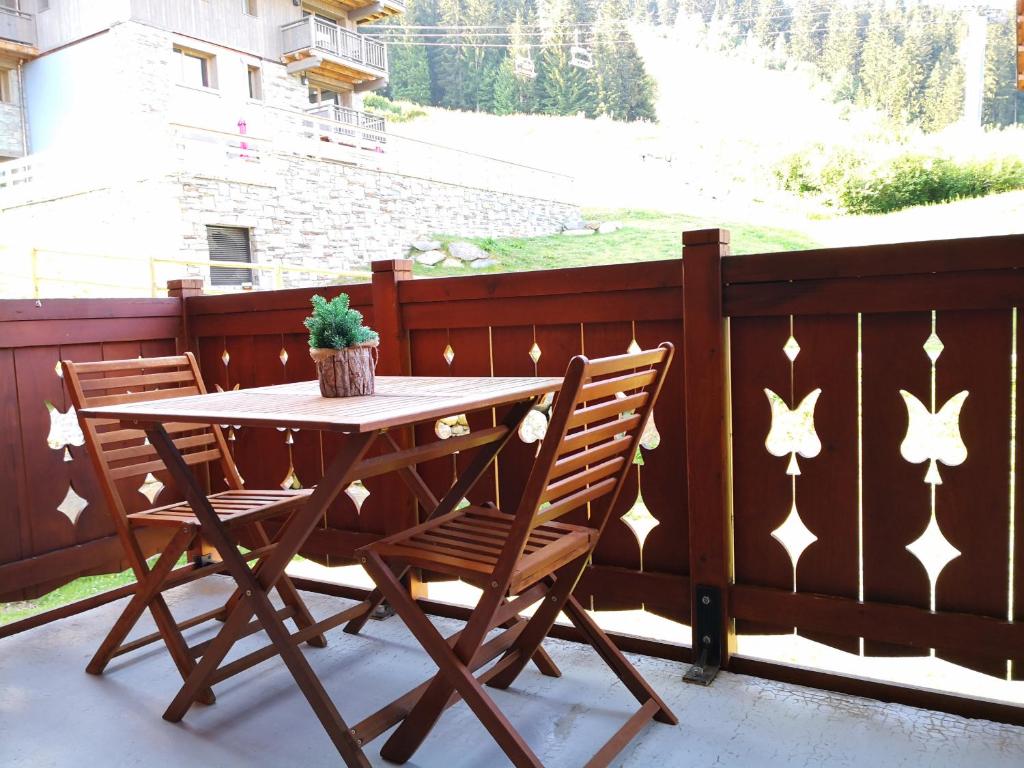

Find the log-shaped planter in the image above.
[{"left": 310, "top": 343, "right": 378, "bottom": 397}]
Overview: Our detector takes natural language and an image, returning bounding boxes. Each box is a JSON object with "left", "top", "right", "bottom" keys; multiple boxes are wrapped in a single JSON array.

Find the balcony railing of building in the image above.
[
  {"left": 306, "top": 102, "right": 387, "bottom": 142},
  {"left": 0, "top": 5, "right": 35, "bottom": 47},
  {"left": 281, "top": 17, "right": 388, "bottom": 75}
]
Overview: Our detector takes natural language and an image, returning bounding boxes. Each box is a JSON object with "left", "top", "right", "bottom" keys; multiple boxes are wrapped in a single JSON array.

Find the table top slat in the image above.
[{"left": 80, "top": 376, "right": 563, "bottom": 433}]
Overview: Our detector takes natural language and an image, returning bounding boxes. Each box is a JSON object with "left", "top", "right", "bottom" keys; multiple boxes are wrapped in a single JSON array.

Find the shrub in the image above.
[
  {"left": 839, "top": 154, "right": 1024, "bottom": 214},
  {"left": 776, "top": 144, "right": 1024, "bottom": 214}
]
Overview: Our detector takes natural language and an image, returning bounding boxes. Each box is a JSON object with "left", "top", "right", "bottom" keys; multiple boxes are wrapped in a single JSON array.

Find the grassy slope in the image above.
[{"left": 414, "top": 208, "right": 819, "bottom": 278}]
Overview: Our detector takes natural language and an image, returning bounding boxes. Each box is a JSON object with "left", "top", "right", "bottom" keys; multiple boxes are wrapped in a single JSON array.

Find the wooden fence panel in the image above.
[
  {"left": 791, "top": 314, "right": 859, "bottom": 654},
  {"left": 0, "top": 300, "right": 182, "bottom": 601},
  {"left": 729, "top": 315, "right": 792, "bottom": 637}
]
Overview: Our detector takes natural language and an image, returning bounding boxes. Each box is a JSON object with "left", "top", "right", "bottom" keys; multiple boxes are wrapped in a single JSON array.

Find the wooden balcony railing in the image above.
[
  {"left": 305, "top": 102, "right": 387, "bottom": 142},
  {"left": 0, "top": 5, "right": 35, "bottom": 47},
  {"left": 3, "top": 233, "right": 1024, "bottom": 727},
  {"left": 281, "top": 17, "right": 387, "bottom": 75}
]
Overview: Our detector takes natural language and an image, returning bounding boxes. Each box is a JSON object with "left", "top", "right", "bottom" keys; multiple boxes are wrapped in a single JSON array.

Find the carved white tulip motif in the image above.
[
  {"left": 898, "top": 390, "right": 968, "bottom": 485},
  {"left": 764, "top": 388, "right": 822, "bottom": 476}
]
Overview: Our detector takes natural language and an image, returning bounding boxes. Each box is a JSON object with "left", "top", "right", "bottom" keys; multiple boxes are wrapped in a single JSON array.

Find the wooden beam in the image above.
[{"left": 731, "top": 584, "right": 1024, "bottom": 661}]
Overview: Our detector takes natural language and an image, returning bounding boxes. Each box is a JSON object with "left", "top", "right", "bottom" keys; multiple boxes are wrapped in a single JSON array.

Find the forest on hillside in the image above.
[{"left": 372, "top": 0, "right": 1022, "bottom": 131}]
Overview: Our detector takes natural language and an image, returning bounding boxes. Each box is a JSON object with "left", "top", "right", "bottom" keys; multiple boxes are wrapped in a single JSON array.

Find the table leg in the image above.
[{"left": 148, "top": 424, "right": 377, "bottom": 767}]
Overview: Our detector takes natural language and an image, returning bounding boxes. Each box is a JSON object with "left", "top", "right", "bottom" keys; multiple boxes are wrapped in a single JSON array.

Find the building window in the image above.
[
  {"left": 247, "top": 65, "right": 263, "bottom": 100},
  {"left": 0, "top": 69, "right": 11, "bottom": 104},
  {"left": 242, "top": 0, "right": 258, "bottom": 16},
  {"left": 206, "top": 226, "right": 254, "bottom": 286},
  {"left": 174, "top": 46, "right": 215, "bottom": 89}
]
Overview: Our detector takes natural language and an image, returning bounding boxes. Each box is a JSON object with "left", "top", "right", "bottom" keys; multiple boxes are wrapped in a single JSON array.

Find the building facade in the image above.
[{"left": 0, "top": 1, "right": 577, "bottom": 297}]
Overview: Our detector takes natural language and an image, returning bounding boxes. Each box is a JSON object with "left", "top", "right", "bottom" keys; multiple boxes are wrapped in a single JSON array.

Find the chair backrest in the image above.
[
  {"left": 505, "top": 343, "right": 673, "bottom": 563},
  {"left": 62, "top": 353, "right": 242, "bottom": 525}
]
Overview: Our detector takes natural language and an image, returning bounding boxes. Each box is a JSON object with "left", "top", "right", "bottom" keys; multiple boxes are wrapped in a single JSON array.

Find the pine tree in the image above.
[
  {"left": 594, "top": 0, "right": 657, "bottom": 120},
  {"left": 821, "top": 1, "right": 860, "bottom": 99},
  {"left": 790, "top": 0, "right": 830, "bottom": 65},
  {"left": 387, "top": 31, "right": 433, "bottom": 104},
  {"left": 536, "top": 0, "right": 597, "bottom": 116},
  {"left": 752, "top": 0, "right": 787, "bottom": 49},
  {"left": 921, "top": 49, "right": 965, "bottom": 132},
  {"left": 982, "top": 15, "right": 1023, "bottom": 127}
]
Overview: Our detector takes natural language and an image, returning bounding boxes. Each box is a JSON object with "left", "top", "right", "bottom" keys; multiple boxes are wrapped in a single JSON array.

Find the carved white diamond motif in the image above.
[
  {"left": 771, "top": 501, "right": 818, "bottom": 569},
  {"left": 443, "top": 344, "right": 455, "bottom": 366},
  {"left": 783, "top": 336, "right": 801, "bottom": 362},
  {"left": 528, "top": 342, "right": 542, "bottom": 365},
  {"left": 139, "top": 473, "right": 164, "bottom": 505},
  {"left": 63, "top": 448, "right": 73, "bottom": 463},
  {"left": 279, "top": 348, "right": 289, "bottom": 366},
  {"left": 923, "top": 332, "right": 944, "bottom": 363},
  {"left": 621, "top": 496, "right": 659, "bottom": 553},
  {"left": 346, "top": 480, "right": 370, "bottom": 512},
  {"left": 57, "top": 484, "right": 88, "bottom": 525},
  {"left": 627, "top": 338, "right": 642, "bottom": 355},
  {"left": 221, "top": 349, "right": 230, "bottom": 366},
  {"left": 906, "top": 514, "right": 961, "bottom": 588},
  {"left": 54, "top": 361, "right": 63, "bottom": 378}
]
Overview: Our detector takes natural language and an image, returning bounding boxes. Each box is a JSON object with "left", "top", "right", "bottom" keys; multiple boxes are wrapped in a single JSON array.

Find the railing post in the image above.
[
  {"left": 370, "top": 259, "right": 422, "bottom": 599},
  {"left": 30, "top": 247, "right": 39, "bottom": 298},
  {"left": 167, "top": 278, "right": 204, "bottom": 356},
  {"left": 681, "top": 228, "right": 734, "bottom": 684}
]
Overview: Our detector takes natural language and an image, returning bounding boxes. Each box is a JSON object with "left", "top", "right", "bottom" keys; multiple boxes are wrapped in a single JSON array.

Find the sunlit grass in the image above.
[{"left": 412, "top": 208, "right": 819, "bottom": 278}]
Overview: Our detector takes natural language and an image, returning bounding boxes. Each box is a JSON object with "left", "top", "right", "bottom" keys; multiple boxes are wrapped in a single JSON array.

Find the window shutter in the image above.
[{"left": 206, "top": 226, "right": 253, "bottom": 286}]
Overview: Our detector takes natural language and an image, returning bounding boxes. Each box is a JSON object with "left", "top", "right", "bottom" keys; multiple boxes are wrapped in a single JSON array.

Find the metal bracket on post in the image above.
[
  {"left": 193, "top": 553, "right": 216, "bottom": 569},
  {"left": 683, "top": 585, "right": 722, "bottom": 686}
]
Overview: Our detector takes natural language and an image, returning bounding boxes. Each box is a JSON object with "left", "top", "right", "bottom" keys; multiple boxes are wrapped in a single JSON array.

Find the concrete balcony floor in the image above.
[{"left": 1, "top": 579, "right": 1023, "bottom": 767}]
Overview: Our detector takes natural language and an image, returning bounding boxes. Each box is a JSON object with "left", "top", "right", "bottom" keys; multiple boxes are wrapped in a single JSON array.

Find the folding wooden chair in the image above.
[
  {"left": 358, "top": 343, "right": 678, "bottom": 767},
  {"left": 63, "top": 353, "right": 324, "bottom": 704}
]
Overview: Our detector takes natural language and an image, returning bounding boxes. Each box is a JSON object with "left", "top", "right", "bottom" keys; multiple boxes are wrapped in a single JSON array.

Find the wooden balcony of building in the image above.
[
  {"left": 303, "top": 0, "right": 405, "bottom": 24},
  {"left": 281, "top": 16, "right": 388, "bottom": 92},
  {"left": 0, "top": 5, "right": 37, "bottom": 60}
]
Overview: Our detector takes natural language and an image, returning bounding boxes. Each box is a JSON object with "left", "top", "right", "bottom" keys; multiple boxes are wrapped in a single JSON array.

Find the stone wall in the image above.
[
  {"left": 175, "top": 152, "right": 578, "bottom": 287},
  {"left": 0, "top": 102, "right": 22, "bottom": 158}
]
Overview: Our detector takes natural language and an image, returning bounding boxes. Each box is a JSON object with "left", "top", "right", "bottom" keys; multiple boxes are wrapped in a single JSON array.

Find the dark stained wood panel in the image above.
[
  {"left": 861, "top": 312, "right": 931, "bottom": 658},
  {"left": 0, "top": 349, "right": 27, "bottom": 592},
  {"left": 729, "top": 315, "right": 793, "bottom": 637},
  {"left": 634, "top": 318, "right": 689, "bottom": 582},
  {"left": 933, "top": 310, "right": 1013, "bottom": 677},
  {"left": 490, "top": 325, "right": 545, "bottom": 514},
  {"left": 1015, "top": 305, "right": 1023, "bottom": 681},
  {"left": 792, "top": 314, "right": 860, "bottom": 653}
]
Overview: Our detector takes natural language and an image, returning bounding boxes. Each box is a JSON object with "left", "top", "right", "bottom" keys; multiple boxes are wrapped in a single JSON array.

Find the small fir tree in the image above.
[{"left": 304, "top": 294, "right": 379, "bottom": 350}]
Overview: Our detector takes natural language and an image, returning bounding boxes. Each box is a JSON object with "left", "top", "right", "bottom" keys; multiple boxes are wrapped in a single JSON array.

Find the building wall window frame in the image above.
[
  {"left": 206, "top": 225, "right": 255, "bottom": 287},
  {"left": 173, "top": 45, "right": 217, "bottom": 90},
  {"left": 247, "top": 65, "right": 263, "bottom": 101},
  {"left": 0, "top": 69, "right": 11, "bottom": 105}
]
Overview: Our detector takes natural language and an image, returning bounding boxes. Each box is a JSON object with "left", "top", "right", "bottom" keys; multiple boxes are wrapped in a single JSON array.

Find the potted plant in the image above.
[{"left": 304, "top": 293, "right": 379, "bottom": 397}]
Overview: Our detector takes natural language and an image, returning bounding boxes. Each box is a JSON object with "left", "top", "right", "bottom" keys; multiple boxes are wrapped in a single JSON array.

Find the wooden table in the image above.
[{"left": 82, "top": 375, "right": 562, "bottom": 767}]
